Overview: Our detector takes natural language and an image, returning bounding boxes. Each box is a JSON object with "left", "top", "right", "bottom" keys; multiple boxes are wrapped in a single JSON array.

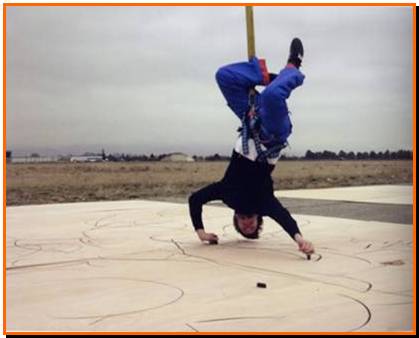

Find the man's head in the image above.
[{"left": 233, "top": 212, "right": 263, "bottom": 239}]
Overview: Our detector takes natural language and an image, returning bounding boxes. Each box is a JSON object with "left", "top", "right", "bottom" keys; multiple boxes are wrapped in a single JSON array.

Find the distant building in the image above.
[
  {"left": 70, "top": 155, "right": 104, "bottom": 163},
  {"left": 11, "top": 156, "right": 58, "bottom": 163},
  {"left": 160, "top": 153, "right": 194, "bottom": 162}
]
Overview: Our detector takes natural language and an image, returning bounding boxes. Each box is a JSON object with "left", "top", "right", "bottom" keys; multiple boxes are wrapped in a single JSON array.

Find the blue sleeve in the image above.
[
  {"left": 215, "top": 57, "right": 264, "bottom": 120},
  {"left": 263, "top": 67, "right": 305, "bottom": 100},
  {"left": 216, "top": 57, "right": 264, "bottom": 88},
  {"left": 258, "top": 67, "right": 305, "bottom": 142}
]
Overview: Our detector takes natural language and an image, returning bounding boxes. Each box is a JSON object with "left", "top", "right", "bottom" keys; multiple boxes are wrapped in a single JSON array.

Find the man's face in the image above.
[{"left": 236, "top": 214, "right": 259, "bottom": 235}]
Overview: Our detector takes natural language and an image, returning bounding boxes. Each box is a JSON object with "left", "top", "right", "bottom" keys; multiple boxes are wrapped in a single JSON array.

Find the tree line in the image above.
[
  {"left": 105, "top": 153, "right": 231, "bottom": 162},
  {"left": 101, "top": 149, "right": 412, "bottom": 162},
  {"left": 7, "top": 149, "right": 412, "bottom": 163},
  {"left": 300, "top": 149, "right": 412, "bottom": 161}
]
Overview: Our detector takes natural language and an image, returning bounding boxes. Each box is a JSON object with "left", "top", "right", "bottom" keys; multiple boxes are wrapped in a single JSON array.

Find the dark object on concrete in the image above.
[
  {"left": 209, "top": 240, "right": 218, "bottom": 245},
  {"left": 257, "top": 282, "right": 267, "bottom": 288},
  {"left": 380, "top": 259, "right": 405, "bottom": 266},
  {"left": 307, "top": 254, "right": 311, "bottom": 260}
]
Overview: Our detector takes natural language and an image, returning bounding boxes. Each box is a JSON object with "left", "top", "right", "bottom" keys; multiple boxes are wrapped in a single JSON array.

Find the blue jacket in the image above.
[{"left": 216, "top": 57, "right": 305, "bottom": 145}]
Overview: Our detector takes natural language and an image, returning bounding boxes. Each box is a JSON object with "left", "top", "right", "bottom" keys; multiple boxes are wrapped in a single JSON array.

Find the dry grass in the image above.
[{"left": 6, "top": 160, "right": 413, "bottom": 206}]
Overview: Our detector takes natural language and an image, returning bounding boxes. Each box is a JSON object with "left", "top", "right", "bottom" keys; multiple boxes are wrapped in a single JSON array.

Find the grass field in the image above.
[{"left": 6, "top": 160, "right": 413, "bottom": 206}]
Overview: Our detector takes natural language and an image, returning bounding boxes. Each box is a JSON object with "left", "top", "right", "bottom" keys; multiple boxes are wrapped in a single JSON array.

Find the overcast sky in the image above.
[{"left": 5, "top": 5, "right": 413, "bottom": 156}]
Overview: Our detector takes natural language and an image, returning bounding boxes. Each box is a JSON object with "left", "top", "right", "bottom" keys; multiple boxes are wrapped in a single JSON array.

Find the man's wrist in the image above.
[{"left": 294, "top": 233, "right": 303, "bottom": 242}]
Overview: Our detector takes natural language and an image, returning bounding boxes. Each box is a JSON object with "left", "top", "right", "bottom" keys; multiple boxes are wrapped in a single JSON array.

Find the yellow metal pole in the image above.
[
  {"left": 245, "top": 6, "right": 256, "bottom": 100},
  {"left": 245, "top": 6, "right": 256, "bottom": 60}
]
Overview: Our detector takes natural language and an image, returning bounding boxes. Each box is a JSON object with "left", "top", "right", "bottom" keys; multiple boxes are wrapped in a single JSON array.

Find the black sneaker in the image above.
[{"left": 288, "top": 38, "right": 304, "bottom": 68}]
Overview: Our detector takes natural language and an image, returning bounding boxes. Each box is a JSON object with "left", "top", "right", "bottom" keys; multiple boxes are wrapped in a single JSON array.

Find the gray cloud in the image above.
[{"left": 6, "top": 5, "right": 413, "bottom": 156}]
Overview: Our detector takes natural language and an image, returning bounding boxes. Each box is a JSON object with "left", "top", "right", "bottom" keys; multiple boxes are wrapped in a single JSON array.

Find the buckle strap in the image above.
[
  {"left": 252, "top": 127, "right": 264, "bottom": 156},
  {"left": 255, "top": 142, "right": 287, "bottom": 162},
  {"left": 241, "top": 114, "right": 250, "bottom": 155},
  {"left": 241, "top": 89, "right": 287, "bottom": 162}
]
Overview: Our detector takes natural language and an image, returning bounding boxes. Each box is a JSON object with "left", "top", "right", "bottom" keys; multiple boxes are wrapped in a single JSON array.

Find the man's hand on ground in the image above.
[
  {"left": 294, "top": 233, "right": 315, "bottom": 255},
  {"left": 196, "top": 229, "right": 219, "bottom": 243}
]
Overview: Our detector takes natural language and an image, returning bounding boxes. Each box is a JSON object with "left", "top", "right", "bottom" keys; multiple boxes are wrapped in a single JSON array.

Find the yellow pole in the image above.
[
  {"left": 245, "top": 6, "right": 256, "bottom": 60},
  {"left": 245, "top": 6, "right": 256, "bottom": 101}
]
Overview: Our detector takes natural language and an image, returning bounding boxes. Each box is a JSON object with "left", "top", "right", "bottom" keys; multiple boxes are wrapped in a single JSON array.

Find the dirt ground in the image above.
[{"left": 6, "top": 160, "right": 413, "bottom": 206}]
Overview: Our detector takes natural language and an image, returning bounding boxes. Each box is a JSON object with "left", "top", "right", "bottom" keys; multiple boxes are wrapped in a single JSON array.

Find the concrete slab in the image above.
[
  {"left": 279, "top": 198, "right": 413, "bottom": 225},
  {"left": 6, "top": 199, "right": 413, "bottom": 333},
  {"left": 275, "top": 185, "right": 413, "bottom": 205}
]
